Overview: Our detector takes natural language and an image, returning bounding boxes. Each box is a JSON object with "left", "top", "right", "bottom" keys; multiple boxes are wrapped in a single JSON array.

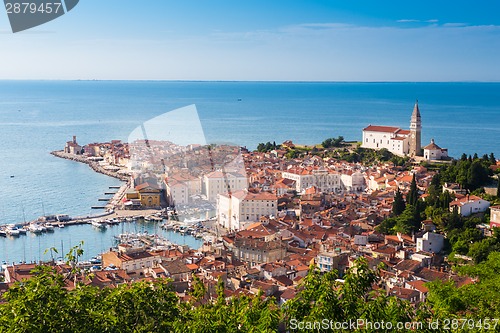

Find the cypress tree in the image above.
[
  {"left": 392, "top": 188, "right": 406, "bottom": 216},
  {"left": 497, "top": 179, "right": 500, "bottom": 198},
  {"left": 407, "top": 173, "right": 419, "bottom": 206},
  {"left": 490, "top": 152, "right": 497, "bottom": 165}
]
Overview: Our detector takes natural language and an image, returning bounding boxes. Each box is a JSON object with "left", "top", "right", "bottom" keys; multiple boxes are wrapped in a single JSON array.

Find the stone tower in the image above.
[{"left": 409, "top": 100, "right": 422, "bottom": 156}]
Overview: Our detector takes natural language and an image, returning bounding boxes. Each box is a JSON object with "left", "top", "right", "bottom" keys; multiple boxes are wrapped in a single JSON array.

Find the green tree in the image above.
[
  {"left": 285, "top": 258, "right": 431, "bottom": 332},
  {"left": 428, "top": 252, "right": 500, "bottom": 321},
  {"left": 406, "top": 174, "right": 419, "bottom": 206},
  {"left": 285, "top": 150, "right": 298, "bottom": 159},
  {"left": 395, "top": 204, "right": 421, "bottom": 234},
  {"left": 108, "top": 279, "right": 179, "bottom": 332},
  {"left": 497, "top": 179, "right": 500, "bottom": 198},
  {"left": 321, "top": 136, "right": 344, "bottom": 148},
  {"left": 375, "top": 217, "right": 397, "bottom": 235},
  {"left": 0, "top": 266, "right": 72, "bottom": 333},
  {"left": 467, "top": 160, "right": 489, "bottom": 191},
  {"left": 392, "top": 188, "right": 406, "bottom": 216},
  {"left": 468, "top": 238, "right": 500, "bottom": 264},
  {"left": 490, "top": 152, "right": 497, "bottom": 165}
]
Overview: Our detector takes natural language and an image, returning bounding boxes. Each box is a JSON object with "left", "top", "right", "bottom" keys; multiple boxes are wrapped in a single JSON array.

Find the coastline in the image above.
[
  {"left": 48, "top": 151, "right": 173, "bottom": 221},
  {"left": 50, "top": 150, "right": 129, "bottom": 182}
]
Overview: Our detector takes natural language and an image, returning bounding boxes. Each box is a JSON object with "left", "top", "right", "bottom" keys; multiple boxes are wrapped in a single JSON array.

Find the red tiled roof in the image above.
[{"left": 363, "top": 125, "right": 401, "bottom": 133}]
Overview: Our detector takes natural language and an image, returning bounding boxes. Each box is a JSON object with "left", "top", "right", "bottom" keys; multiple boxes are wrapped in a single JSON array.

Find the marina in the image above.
[{"left": 0, "top": 216, "right": 207, "bottom": 265}]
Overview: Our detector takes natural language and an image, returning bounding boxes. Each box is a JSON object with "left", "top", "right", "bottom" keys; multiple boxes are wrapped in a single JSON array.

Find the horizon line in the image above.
[{"left": 1, "top": 79, "right": 500, "bottom": 83}]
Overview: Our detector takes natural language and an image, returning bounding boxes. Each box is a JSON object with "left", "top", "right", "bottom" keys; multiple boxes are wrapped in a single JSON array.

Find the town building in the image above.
[
  {"left": 125, "top": 182, "right": 162, "bottom": 208},
  {"left": 233, "top": 237, "right": 286, "bottom": 267},
  {"left": 64, "top": 135, "right": 82, "bottom": 155},
  {"left": 203, "top": 171, "right": 247, "bottom": 202},
  {"left": 316, "top": 251, "right": 348, "bottom": 273},
  {"left": 449, "top": 195, "right": 491, "bottom": 217},
  {"left": 490, "top": 205, "right": 500, "bottom": 228},
  {"left": 416, "top": 232, "right": 444, "bottom": 253},
  {"left": 422, "top": 139, "right": 448, "bottom": 161},
  {"left": 442, "top": 183, "right": 467, "bottom": 195},
  {"left": 340, "top": 170, "right": 366, "bottom": 192},
  {"left": 102, "top": 245, "right": 160, "bottom": 274},
  {"left": 217, "top": 190, "right": 278, "bottom": 231},
  {"left": 282, "top": 167, "right": 342, "bottom": 193},
  {"left": 361, "top": 101, "right": 422, "bottom": 157}
]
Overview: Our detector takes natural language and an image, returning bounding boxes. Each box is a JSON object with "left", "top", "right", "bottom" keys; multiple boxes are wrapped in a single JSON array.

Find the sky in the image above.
[{"left": 1, "top": 0, "right": 500, "bottom": 81}]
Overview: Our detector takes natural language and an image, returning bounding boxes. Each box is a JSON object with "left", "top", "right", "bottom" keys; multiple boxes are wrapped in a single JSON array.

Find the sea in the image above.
[{"left": 1, "top": 81, "right": 500, "bottom": 264}]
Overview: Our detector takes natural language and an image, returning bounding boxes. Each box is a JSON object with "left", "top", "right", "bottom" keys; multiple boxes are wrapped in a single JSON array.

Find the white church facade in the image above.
[{"left": 362, "top": 101, "right": 422, "bottom": 157}]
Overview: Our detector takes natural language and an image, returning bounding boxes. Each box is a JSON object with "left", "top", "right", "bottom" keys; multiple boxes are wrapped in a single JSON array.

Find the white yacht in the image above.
[
  {"left": 91, "top": 219, "right": 106, "bottom": 229},
  {"left": 5, "top": 225, "right": 20, "bottom": 237}
]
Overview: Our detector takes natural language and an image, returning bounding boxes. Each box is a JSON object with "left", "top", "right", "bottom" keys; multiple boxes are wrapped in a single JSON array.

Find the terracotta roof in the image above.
[
  {"left": 407, "top": 280, "right": 429, "bottom": 293},
  {"left": 449, "top": 195, "right": 485, "bottom": 206},
  {"left": 363, "top": 125, "right": 401, "bottom": 133},
  {"left": 423, "top": 139, "right": 442, "bottom": 151}
]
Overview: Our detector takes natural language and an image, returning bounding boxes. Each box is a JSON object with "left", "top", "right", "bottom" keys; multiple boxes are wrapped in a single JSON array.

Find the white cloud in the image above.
[
  {"left": 397, "top": 19, "right": 421, "bottom": 23},
  {"left": 442, "top": 22, "right": 468, "bottom": 27}
]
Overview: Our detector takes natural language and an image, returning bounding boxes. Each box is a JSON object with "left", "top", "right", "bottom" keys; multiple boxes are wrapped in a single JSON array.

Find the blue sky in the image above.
[{"left": 1, "top": 0, "right": 500, "bottom": 81}]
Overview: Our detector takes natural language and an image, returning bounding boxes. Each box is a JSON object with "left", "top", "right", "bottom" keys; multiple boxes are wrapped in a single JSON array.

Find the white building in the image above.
[
  {"left": 490, "top": 205, "right": 500, "bottom": 228},
  {"left": 361, "top": 101, "right": 422, "bottom": 157},
  {"left": 164, "top": 173, "right": 202, "bottom": 206},
  {"left": 362, "top": 125, "right": 411, "bottom": 156},
  {"left": 282, "top": 167, "right": 342, "bottom": 194},
  {"left": 340, "top": 170, "right": 366, "bottom": 192},
  {"left": 422, "top": 139, "right": 448, "bottom": 161},
  {"left": 416, "top": 232, "right": 444, "bottom": 253},
  {"left": 204, "top": 171, "right": 247, "bottom": 202},
  {"left": 449, "top": 195, "right": 491, "bottom": 217},
  {"left": 165, "top": 180, "right": 189, "bottom": 206},
  {"left": 217, "top": 190, "right": 278, "bottom": 231}
]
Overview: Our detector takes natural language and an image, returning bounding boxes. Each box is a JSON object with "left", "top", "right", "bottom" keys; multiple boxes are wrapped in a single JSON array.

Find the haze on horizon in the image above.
[{"left": 1, "top": 0, "right": 500, "bottom": 82}]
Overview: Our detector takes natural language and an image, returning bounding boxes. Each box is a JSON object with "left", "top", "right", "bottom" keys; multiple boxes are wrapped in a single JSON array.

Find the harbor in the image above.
[
  {"left": 0, "top": 214, "right": 209, "bottom": 265},
  {"left": 1, "top": 146, "right": 215, "bottom": 265}
]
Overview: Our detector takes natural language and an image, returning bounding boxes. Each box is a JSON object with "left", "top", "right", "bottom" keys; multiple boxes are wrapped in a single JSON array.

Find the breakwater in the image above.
[{"left": 50, "top": 151, "right": 129, "bottom": 182}]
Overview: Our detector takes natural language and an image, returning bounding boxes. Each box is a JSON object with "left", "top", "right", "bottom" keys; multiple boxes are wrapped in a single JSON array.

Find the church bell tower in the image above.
[{"left": 409, "top": 100, "right": 422, "bottom": 156}]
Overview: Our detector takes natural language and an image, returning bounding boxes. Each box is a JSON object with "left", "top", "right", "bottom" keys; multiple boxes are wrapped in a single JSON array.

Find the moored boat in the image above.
[
  {"left": 91, "top": 219, "right": 107, "bottom": 229},
  {"left": 5, "top": 224, "right": 22, "bottom": 237},
  {"left": 28, "top": 223, "right": 44, "bottom": 234}
]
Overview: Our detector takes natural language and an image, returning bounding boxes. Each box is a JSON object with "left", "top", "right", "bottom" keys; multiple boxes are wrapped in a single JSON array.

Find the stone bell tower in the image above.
[{"left": 409, "top": 100, "right": 422, "bottom": 156}]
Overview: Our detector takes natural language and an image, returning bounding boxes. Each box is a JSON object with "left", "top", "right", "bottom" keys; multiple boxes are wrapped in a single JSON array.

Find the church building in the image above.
[{"left": 361, "top": 101, "right": 422, "bottom": 157}]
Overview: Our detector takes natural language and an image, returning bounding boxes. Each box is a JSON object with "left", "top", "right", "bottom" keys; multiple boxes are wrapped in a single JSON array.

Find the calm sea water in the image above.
[{"left": 1, "top": 81, "right": 500, "bottom": 263}]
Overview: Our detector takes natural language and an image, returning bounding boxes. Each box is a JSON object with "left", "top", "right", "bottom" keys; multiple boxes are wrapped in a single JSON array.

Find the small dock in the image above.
[
  {"left": 104, "top": 192, "right": 116, "bottom": 195},
  {"left": 98, "top": 198, "right": 110, "bottom": 202},
  {"left": 109, "top": 186, "right": 121, "bottom": 189},
  {"left": 91, "top": 206, "right": 107, "bottom": 209}
]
